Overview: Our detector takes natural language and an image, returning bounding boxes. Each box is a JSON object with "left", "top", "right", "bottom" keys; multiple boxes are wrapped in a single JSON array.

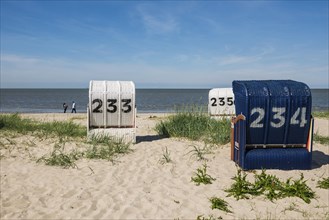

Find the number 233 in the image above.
[{"left": 92, "top": 99, "right": 132, "bottom": 113}]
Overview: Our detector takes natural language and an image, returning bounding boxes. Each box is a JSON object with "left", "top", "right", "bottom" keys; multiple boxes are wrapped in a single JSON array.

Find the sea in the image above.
[{"left": 0, "top": 89, "right": 328, "bottom": 113}]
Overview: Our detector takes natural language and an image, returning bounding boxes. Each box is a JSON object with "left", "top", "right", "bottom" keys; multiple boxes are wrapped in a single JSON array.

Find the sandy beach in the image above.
[{"left": 0, "top": 113, "right": 328, "bottom": 219}]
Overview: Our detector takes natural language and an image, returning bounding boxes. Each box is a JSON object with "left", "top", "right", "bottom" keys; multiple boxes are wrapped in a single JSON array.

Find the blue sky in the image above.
[{"left": 1, "top": 1, "right": 328, "bottom": 88}]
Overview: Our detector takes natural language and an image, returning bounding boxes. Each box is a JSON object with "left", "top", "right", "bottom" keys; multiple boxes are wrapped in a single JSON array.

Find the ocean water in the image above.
[{"left": 0, "top": 88, "right": 328, "bottom": 113}]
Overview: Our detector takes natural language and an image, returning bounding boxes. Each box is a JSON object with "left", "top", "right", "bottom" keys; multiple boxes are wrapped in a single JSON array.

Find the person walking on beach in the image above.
[
  {"left": 63, "top": 103, "right": 68, "bottom": 113},
  {"left": 71, "top": 101, "right": 76, "bottom": 113}
]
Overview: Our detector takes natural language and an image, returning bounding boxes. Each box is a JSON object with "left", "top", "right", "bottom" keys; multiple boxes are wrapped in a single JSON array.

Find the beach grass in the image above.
[
  {"left": 0, "top": 114, "right": 132, "bottom": 166},
  {"left": 314, "top": 133, "right": 329, "bottom": 145},
  {"left": 0, "top": 113, "right": 37, "bottom": 134},
  {"left": 0, "top": 113, "right": 86, "bottom": 138},
  {"left": 187, "top": 144, "right": 210, "bottom": 161},
  {"left": 37, "top": 135, "right": 132, "bottom": 167},
  {"left": 196, "top": 215, "right": 223, "bottom": 220},
  {"left": 36, "top": 139, "right": 81, "bottom": 168},
  {"left": 37, "top": 148, "right": 79, "bottom": 168},
  {"left": 159, "top": 146, "right": 172, "bottom": 164},
  {"left": 313, "top": 110, "right": 329, "bottom": 119},
  {"left": 85, "top": 135, "right": 132, "bottom": 162},
  {"left": 155, "top": 108, "right": 230, "bottom": 145}
]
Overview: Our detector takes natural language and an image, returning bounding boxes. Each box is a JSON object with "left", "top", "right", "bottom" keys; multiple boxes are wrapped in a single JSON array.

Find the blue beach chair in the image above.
[{"left": 231, "top": 80, "right": 314, "bottom": 170}]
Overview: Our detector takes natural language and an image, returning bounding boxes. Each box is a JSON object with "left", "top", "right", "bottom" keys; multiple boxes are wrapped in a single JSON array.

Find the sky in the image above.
[{"left": 1, "top": 1, "right": 328, "bottom": 88}]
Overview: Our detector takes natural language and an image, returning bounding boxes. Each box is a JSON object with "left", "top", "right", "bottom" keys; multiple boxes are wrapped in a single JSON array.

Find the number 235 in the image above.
[{"left": 211, "top": 97, "right": 234, "bottom": 106}]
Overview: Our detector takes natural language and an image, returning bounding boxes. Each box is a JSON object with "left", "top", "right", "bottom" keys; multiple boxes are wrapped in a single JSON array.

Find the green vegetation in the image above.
[
  {"left": 0, "top": 114, "right": 86, "bottom": 138},
  {"left": 187, "top": 145, "right": 209, "bottom": 161},
  {"left": 314, "top": 133, "right": 329, "bottom": 145},
  {"left": 85, "top": 135, "right": 132, "bottom": 163},
  {"left": 155, "top": 108, "right": 230, "bottom": 145},
  {"left": 159, "top": 146, "right": 172, "bottom": 164},
  {"left": 37, "top": 136, "right": 132, "bottom": 167},
  {"left": 191, "top": 163, "right": 216, "bottom": 186},
  {"left": 37, "top": 140, "right": 81, "bottom": 168},
  {"left": 37, "top": 148, "right": 79, "bottom": 168},
  {"left": 209, "top": 197, "right": 232, "bottom": 213},
  {"left": 225, "top": 169, "right": 316, "bottom": 204},
  {"left": 0, "top": 113, "right": 37, "bottom": 134},
  {"left": 196, "top": 215, "right": 223, "bottom": 220},
  {"left": 313, "top": 111, "right": 329, "bottom": 119},
  {"left": 1, "top": 114, "right": 132, "bottom": 167},
  {"left": 317, "top": 177, "right": 329, "bottom": 189}
]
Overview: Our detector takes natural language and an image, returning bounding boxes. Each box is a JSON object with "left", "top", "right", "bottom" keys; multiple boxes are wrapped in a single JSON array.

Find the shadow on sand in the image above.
[
  {"left": 312, "top": 150, "right": 329, "bottom": 169},
  {"left": 136, "top": 135, "right": 165, "bottom": 143}
]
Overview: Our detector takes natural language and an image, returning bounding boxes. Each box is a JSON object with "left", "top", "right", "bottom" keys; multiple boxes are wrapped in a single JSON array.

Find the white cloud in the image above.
[
  {"left": 216, "top": 55, "right": 260, "bottom": 65},
  {"left": 1, "top": 54, "right": 40, "bottom": 63},
  {"left": 137, "top": 5, "right": 179, "bottom": 34},
  {"left": 215, "top": 46, "right": 275, "bottom": 66}
]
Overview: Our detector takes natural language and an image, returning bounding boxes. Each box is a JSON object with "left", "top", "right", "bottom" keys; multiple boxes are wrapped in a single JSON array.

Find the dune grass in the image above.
[
  {"left": 155, "top": 107, "right": 230, "bottom": 145},
  {"left": 0, "top": 113, "right": 86, "bottom": 138},
  {"left": 314, "top": 133, "right": 329, "bottom": 145},
  {"left": 313, "top": 110, "right": 329, "bottom": 119},
  {"left": 37, "top": 148, "right": 80, "bottom": 168},
  {"left": 159, "top": 146, "right": 172, "bottom": 164},
  {"left": 37, "top": 135, "right": 132, "bottom": 167},
  {"left": 36, "top": 139, "right": 81, "bottom": 168},
  {"left": 196, "top": 215, "right": 223, "bottom": 220},
  {"left": 85, "top": 135, "right": 132, "bottom": 162},
  {"left": 187, "top": 145, "right": 210, "bottom": 161},
  {"left": 0, "top": 114, "right": 132, "bottom": 167}
]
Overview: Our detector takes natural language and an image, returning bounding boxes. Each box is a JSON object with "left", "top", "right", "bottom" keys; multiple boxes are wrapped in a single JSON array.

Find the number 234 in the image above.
[{"left": 250, "top": 107, "right": 307, "bottom": 128}]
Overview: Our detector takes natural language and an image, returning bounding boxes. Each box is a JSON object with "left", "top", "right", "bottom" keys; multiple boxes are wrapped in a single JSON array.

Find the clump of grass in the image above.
[
  {"left": 155, "top": 108, "right": 230, "bottom": 145},
  {"left": 159, "top": 146, "right": 172, "bottom": 164},
  {"left": 37, "top": 140, "right": 80, "bottom": 168},
  {"left": 37, "top": 135, "right": 132, "bottom": 167},
  {"left": 317, "top": 177, "right": 329, "bottom": 189},
  {"left": 85, "top": 135, "right": 131, "bottom": 162},
  {"left": 280, "top": 174, "right": 316, "bottom": 204},
  {"left": 37, "top": 149, "right": 79, "bottom": 168},
  {"left": 312, "top": 111, "right": 329, "bottom": 119},
  {"left": 225, "top": 169, "right": 316, "bottom": 203},
  {"left": 187, "top": 145, "right": 209, "bottom": 161},
  {"left": 191, "top": 163, "right": 216, "bottom": 186},
  {"left": 253, "top": 170, "right": 283, "bottom": 201},
  {"left": 314, "top": 133, "right": 329, "bottom": 145},
  {"left": 209, "top": 197, "right": 233, "bottom": 213},
  {"left": 225, "top": 169, "right": 256, "bottom": 200},
  {"left": 197, "top": 214, "right": 223, "bottom": 220}
]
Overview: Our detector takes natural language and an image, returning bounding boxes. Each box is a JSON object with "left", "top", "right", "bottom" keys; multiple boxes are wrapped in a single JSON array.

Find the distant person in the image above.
[
  {"left": 63, "top": 103, "right": 68, "bottom": 113},
  {"left": 71, "top": 101, "right": 76, "bottom": 113}
]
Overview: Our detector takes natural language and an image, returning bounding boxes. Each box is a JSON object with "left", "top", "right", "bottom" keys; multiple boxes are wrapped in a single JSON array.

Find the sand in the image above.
[{"left": 1, "top": 113, "right": 328, "bottom": 219}]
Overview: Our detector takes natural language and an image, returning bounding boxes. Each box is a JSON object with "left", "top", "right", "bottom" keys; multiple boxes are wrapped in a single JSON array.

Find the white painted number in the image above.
[
  {"left": 250, "top": 107, "right": 307, "bottom": 128},
  {"left": 271, "top": 107, "right": 286, "bottom": 128},
  {"left": 290, "top": 107, "right": 307, "bottom": 127},
  {"left": 250, "top": 108, "right": 265, "bottom": 128}
]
